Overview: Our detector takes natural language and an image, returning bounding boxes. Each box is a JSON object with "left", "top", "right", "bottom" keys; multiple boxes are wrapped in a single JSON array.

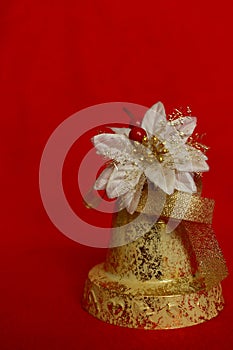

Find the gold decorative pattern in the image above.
[{"left": 82, "top": 264, "right": 224, "bottom": 329}]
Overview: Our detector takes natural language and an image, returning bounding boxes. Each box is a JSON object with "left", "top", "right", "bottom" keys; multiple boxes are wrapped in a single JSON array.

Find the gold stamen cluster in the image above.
[{"left": 141, "top": 135, "right": 168, "bottom": 163}]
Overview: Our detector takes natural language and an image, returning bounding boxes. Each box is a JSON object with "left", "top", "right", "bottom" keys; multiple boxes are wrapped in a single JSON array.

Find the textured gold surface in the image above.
[
  {"left": 82, "top": 219, "right": 226, "bottom": 329},
  {"left": 108, "top": 211, "right": 227, "bottom": 286},
  {"left": 82, "top": 186, "right": 227, "bottom": 329},
  {"left": 82, "top": 264, "right": 224, "bottom": 329}
]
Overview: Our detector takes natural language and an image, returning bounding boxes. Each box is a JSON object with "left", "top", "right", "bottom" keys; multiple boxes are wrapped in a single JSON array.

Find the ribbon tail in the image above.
[{"left": 182, "top": 221, "right": 228, "bottom": 288}]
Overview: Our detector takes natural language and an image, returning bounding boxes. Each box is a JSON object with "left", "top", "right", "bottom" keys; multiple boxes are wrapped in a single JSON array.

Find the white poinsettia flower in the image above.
[{"left": 93, "top": 102, "right": 209, "bottom": 214}]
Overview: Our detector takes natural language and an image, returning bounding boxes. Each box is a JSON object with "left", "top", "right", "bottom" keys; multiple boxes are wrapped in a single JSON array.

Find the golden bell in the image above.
[{"left": 82, "top": 187, "right": 227, "bottom": 329}]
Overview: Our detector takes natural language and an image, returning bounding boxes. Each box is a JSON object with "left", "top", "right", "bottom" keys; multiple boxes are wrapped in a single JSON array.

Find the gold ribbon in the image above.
[
  {"left": 137, "top": 189, "right": 214, "bottom": 224},
  {"left": 136, "top": 186, "right": 228, "bottom": 288}
]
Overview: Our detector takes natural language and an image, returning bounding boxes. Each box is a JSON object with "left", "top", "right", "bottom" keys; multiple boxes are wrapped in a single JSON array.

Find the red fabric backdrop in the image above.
[{"left": 1, "top": 1, "right": 233, "bottom": 349}]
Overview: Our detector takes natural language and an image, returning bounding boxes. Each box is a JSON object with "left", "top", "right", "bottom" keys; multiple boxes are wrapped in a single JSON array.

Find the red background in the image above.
[{"left": 1, "top": 1, "right": 233, "bottom": 349}]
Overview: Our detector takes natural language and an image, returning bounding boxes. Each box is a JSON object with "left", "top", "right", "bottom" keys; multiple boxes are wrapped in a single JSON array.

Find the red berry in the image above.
[{"left": 129, "top": 126, "right": 147, "bottom": 143}]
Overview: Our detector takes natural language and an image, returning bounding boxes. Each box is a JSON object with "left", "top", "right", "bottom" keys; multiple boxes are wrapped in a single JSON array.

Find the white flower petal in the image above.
[
  {"left": 174, "top": 146, "right": 209, "bottom": 172},
  {"left": 147, "top": 116, "right": 196, "bottom": 150},
  {"left": 175, "top": 172, "right": 197, "bottom": 193},
  {"left": 141, "top": 102, "right": 166, "bottom": 137},
  {"left": 173, "top": 117, "right": 197, "bottom": 142},
  {"left": 159, "top": 124, "right": 183, "bottom": 149},
  {"left": 110, "top": 127, "right": 131, "bottom": 136},
  {"left": 94, "top": 166, "right": 114, "bottom": 190},
  {"left": 124, "top": 175, "right": 145, "bottom": 214},
  {"left": 93, "top": 134, "right": 134, "bottom": 163},
  {"left": 167, "top": 144, "right": 192, "bottom": 171},
  {"left": 120, "top": 190, "right": 139, "bottom": 215},
  {"left": 145, "top": 163, "right": 176, "bottom": 195},
  {"left": 93, "top": 101, "right": 209, "bottom": 215},
  {"left": 106, "top": 165, "right": 142, "bottom": 198},
  {"left": 119, "top": 190, "right": 134, "bottom": 209}
]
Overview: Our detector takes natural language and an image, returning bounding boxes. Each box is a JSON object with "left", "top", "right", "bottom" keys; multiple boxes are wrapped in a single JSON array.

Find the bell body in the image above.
[{"left": 82, "top": 209, "right": 224, "bottom": 329}]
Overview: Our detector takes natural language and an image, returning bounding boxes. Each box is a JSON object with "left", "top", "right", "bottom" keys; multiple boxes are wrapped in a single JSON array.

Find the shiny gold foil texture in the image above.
[{"left": 82, "top": 188, "right": 227, "bottom": 329}]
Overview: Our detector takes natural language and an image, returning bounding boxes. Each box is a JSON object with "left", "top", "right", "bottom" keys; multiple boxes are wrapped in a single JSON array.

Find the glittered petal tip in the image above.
[
  {"left": 141, "top": 102, "right": 166, "bottom": 137},
  {"left": 120, "top": 190, "right": 141, "bottom": 215},
  {"left": 145, "top": 163, "right": 176, "bottom": 195},
  {"left": 121, "top": 174, "right": 146, "bottom": 214},
  {"left": 174, "top": 146, "right": 209, "bottom": 172},
  {"left": 94, "top": 166, "right": 114, "bottom": 190},
  {"left": 162, "top": 117, "right": 197, "bottom": 147},
  {"left": 171, "top": 144, "right": 209, "bottom": 173},
  {"left": 175, "top": 172, "right": 197, "bottom": 193},
  {"left": 93, "top": 133, "right": 134, "bottom": 162},
  {"left": 159, "top": 124, "right": 184, "bottom": 150},
  {"left": 106, "top": 165, "right": 142, "bottom": 198},
  {"left": 174, "top": 116, "right": 197, "bottom": 142}
]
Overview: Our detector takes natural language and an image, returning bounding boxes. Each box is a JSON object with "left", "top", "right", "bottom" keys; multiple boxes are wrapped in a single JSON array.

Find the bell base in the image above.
[{"left": 82, "top": 263, "right": 224, "bottom": 330}]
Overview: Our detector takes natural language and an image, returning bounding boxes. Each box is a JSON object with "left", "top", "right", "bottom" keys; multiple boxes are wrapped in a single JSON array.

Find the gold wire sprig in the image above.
[
  {"left": 187, "top": 132, "right": 210, "bottom": 154},
  {"left": 168, "top": 106, "right": 192, "bottom": 121},
  {"left": 168, "top": 106, "right": 209, "bottom": 154}
]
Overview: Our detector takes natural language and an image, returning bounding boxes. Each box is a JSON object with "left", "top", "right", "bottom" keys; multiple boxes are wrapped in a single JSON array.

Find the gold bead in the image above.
[
  {"left": 158, "top": 156, "right": 164, "bottom": 162},
  {"left": 157, "top": 143, "right": 164, "bottom": 151},
  {"left": 162, "top": 148, "right": 168, "bottom": 154}
]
